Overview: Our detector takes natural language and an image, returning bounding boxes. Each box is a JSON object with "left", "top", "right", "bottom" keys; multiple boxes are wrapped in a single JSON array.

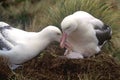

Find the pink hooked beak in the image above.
[{"left": 60, "top": 32, "right": 67, "bottom": 48}]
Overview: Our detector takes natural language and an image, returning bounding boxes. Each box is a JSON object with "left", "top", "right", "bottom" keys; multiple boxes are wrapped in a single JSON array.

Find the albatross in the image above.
[
  {"left": 60, "top": 11, "right": 112, "bottom": 59},
  {"left": 0, "top": 22, "right": 62, "bottom": 70}
]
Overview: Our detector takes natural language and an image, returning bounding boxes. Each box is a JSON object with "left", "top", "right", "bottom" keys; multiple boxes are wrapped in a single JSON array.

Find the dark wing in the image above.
[
  {"left": 0, "top": 38, "right": 11, "bottom": 50},
  {"left": 95, "top": 24, "right": 112, "bottom": 46},
  {"left": 0, "top": 25, "right": 11, "bottom": 30},
  {"left": 0, "top": 25, "right": 13, "bottom": 50}
]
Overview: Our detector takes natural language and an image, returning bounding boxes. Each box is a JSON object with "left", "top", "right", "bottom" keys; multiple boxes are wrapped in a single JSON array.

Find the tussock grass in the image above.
[
  {"left": 47, "top": 0, "right": 119, "bottom": 27},
  {"left": 0, "top": 0, "right": 59, "bottom": 31}
]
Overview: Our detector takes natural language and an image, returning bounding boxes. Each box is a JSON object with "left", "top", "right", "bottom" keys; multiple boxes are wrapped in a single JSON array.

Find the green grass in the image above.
[
  {"left": 46, "top": 0, "right": 119, "bottom": 27},
  {"left": 0, "top": 0, "right": 59, "bottom": 31}
]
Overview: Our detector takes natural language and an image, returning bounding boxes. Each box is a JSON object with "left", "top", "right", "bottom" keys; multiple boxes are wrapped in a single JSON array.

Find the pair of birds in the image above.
[{"left": 0, "top": 11, "right": 112, "bottom": 70}]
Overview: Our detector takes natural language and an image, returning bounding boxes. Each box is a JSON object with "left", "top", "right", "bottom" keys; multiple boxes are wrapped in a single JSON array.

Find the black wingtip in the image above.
[
  {"left": 105, "top": 24, "right": 112, "bottom": 39},
  {"left": 96, "top": 24, "right": 112, "bottom": 46}
]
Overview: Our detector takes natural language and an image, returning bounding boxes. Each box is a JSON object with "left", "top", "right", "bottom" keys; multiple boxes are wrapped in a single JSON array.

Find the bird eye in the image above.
[
  {"left": 65, "top": 27, "right": 69, "bottom": 30},
  {"left": 57, "top": 33, "right": 61, "bottom": 35}
]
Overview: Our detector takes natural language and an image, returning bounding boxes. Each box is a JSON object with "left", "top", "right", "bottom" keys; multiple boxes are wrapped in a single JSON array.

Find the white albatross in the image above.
[
  {"left": 60, "top": 11, "right": 112, "bottom": 59},
  {"left": 0, "top": 22, "right": 62, "bottom": 70}
]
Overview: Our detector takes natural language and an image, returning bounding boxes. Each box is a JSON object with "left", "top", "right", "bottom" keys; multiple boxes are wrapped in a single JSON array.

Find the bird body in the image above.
[
  {"left": 60, "top": 11, "right": 112, "bottom": 59},
  {"left": 0, "top": 22, "right": 61, "bottom": 69}
]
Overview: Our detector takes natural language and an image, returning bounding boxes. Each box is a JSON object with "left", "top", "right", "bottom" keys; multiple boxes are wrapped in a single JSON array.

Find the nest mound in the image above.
[
  {"left": 1, "top": 43, "right": 120, "bottom": 80},
  {"left": 20, "top": 53, "right": 120, "bottom": 80},
  {"left": 0, "top": 56, "right": 14, "bottom": 80}
]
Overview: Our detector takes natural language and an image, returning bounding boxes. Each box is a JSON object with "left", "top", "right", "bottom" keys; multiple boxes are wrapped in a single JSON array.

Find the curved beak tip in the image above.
[
  {"left": 60, "top": 32, "right": 67, "bottom": 48},
  {"left": 60, "top": 43, "right": 64, "bottom": 48}
]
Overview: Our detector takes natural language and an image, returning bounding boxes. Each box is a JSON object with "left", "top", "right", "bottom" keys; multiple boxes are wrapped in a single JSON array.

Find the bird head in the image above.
[
  {"left": 43, "top": 26, "right": 62, "bottom": 42},
  {"left": 60, "top": 16, "right": 77, "bottom": 48}
]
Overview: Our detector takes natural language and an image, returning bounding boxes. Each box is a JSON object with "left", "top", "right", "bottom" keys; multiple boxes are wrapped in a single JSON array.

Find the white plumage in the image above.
[
  {"left": 60, "top": 11, "right": 112, "bottom": 59},
  {"left": 0, "top": 22, "right": 61, "bottom": 70}
]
